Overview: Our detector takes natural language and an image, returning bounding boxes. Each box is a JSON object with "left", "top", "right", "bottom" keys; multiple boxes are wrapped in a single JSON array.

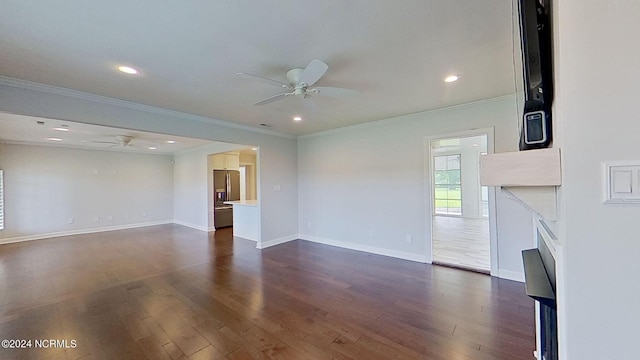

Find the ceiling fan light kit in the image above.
[{"left": 237, "top": 59, "right": 360, "bottom": 106}]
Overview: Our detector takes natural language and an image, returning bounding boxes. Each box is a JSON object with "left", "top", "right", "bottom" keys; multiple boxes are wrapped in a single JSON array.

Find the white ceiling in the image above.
[
  {"left": 0, "top": 0, "right": 518, "bottom": 138},
  {"left": 0, "top": 113, "right": 216, "bottom": 155}
]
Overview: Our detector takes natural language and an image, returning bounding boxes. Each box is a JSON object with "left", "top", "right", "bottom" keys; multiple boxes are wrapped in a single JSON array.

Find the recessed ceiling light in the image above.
[
  {"left": 148, "top": 147, "right": 157, "bottom": 150},
  {"left": 251, "top": 147, "right": 257, "bottom": 151},
  {"left": 472, "top": 143, "right": 479, "bottom": 147},
  {"left": 293, "top": 116, "right": 302, "bottom": 121},
  {"left": 166, "top": 140, "right": 176, "bottom": 144},
  {"left": 47, "top": 137, "right": 63, "bottom": 141},
  {"left": 444, "top": 75, "right": 460, "bottom": 83},
  {"left": 117, "top": 65, "right": 139, "bottom": 75},
  {"left": 53, "top": 127, "right": 69, "bottom": 132}
]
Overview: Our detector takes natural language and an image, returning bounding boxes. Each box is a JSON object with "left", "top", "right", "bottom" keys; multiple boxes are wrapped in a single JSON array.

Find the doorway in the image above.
[{"left": 428, "top": 131, "right": 494, "bottom": 273}]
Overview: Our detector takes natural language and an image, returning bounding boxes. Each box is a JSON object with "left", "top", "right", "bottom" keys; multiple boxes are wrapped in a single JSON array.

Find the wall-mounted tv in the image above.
[{"left": 518, "top": 0, "right": 553, "bottom": 150}]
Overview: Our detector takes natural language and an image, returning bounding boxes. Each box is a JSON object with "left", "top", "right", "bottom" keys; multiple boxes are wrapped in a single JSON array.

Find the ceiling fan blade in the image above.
[
  {"left": 254, "top": 92, "right": 291, "bottom": 106},
  {"left": 91, "top": 140, "right": 118, "bottom": 144},
  {"left": 236, "top": 73, "right": 291, "bottom": 88},
  {"left": 310, "top": 86, "right": 361, "bottom": 98},
  {"left": 300, "top": 59, "right": 328, "bottom": 87}
]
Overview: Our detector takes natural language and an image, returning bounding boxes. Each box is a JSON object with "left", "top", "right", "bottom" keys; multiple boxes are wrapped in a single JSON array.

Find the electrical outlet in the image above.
[
  {"left": 93, "top": 216, "right": 100, "bottom": 222},
  {"left": 68, "top": 218, "right": 74, "bottom": 225},
  {"left": 368, "top": 230, "right": 374, "bottom": 239},
  {"left": 405, "top": 234, "right": 413, "bottom": 244},
  {"left": 142, "top": 212, "right": 147, "bottom": 218}
]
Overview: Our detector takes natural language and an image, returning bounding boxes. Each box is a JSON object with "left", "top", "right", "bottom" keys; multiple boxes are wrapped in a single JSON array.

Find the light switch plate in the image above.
[{"left": 604, "top": 162, "right": 640, "bottom": 204}]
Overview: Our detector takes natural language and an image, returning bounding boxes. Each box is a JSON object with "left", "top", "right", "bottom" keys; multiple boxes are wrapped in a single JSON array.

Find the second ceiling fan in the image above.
[{"left": 237, "top": 59, "right": 360, "bottom": 106}]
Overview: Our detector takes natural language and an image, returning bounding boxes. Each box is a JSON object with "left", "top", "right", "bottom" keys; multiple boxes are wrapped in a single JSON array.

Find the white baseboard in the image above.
[
  {"left": 257, "top": 234, "right": 297, "bottom": 249},
  {"left": 233, "top": 229, "right": 258, "bottom": 242},
  {"left": 172, "top": 220, "right": 210, "bottom": 232},
  {"left": 233, "top": 235, "right": 257, "bottom": 242},
  {"left": 0, "top": 220, "right": 173, "bottom": 245},
  {"left": 498, "top": 269, "right": 525, "bottom": 282},
  {"left": 298, "top": 234, "right": 428, "bottom": 263}
]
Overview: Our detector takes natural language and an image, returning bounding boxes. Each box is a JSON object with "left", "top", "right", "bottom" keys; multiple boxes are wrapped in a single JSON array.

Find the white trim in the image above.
[
  {"left": 0, "top": 139, "right": 179, "bottom": 156},
  {"left": 255, "top": 147, "right": 262, "bottom": 244},
  {"left": 423, "top": 137, "right": 434, "bottom": 262},
  {"left": 299, "top": 234, "right": 429, "bottom": 263},
  {"left": 0, "top": 220, "right": 173, "bottom": 245},
  {"left": 535, "top": 216, "right": 559, "bottom": 256},
  {"left": 534, "top": 216, "right": 567, "bottom": 360},
  {"left": 257, "top": 234, "right": 297, "bottom": 249},
  {"left": 233, "top": 235, "right": 258, "bottom": 243},
  {"left": 0, "top": 76, "right": 294, "bottom": 139},
  {"left": 172, "top": 220, "right": 211, "bottom": 232},
  {"left": 555, "top": 235, "right": 567, "bottom": 360},
  {"left": 497, "top": 269, "right": 525, "bottom": 282},
  {"left": 535, "top": 301, "right": 542, "bottom": 360},
  {"left": 424, "top": 128, "right": 498, "bottom": 276}
]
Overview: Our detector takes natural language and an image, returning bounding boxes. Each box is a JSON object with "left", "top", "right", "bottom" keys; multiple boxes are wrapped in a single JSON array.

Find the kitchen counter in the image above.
[
  {"left": 223, "top": 200, "right": 258, "bottom": 241},
  {"left": 223, "top": 200, "right": 258, "bottom": 207}
]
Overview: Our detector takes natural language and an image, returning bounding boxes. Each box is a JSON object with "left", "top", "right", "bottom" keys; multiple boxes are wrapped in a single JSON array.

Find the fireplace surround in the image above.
[{"left": 523, "top": 218, "right": 563, "bottom": 360}]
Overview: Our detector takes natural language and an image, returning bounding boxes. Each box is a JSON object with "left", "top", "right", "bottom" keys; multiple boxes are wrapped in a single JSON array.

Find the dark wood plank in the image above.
[{"left": 0, "top": 224, "right": 534, "bottom": 359}]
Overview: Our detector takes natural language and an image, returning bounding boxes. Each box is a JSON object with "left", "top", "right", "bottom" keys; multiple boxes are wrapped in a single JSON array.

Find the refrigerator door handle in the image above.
[{"left": 226, "top": 172, "right": 231, "bottom": 202}]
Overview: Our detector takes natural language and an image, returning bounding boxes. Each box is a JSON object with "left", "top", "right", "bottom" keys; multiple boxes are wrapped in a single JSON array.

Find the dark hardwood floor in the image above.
[{"left": 0, "top": 225, "right": 534, "bottom": 359}]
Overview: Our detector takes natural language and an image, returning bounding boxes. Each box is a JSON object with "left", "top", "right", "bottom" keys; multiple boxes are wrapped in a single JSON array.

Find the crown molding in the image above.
[
  {"left": 0, "top": 139, "right": 176, "bottom": 156},
  {"left": 0, "top": 76, "right": 295, "bottom": 139}
]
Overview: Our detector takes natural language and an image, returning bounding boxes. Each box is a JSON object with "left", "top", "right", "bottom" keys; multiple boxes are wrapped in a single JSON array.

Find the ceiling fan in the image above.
[
  {"left": 237, "top": 59, "right": 361, "bottom": 105},
  {"left": 91, "top": 135, "right": 135, "bottom": 147}
]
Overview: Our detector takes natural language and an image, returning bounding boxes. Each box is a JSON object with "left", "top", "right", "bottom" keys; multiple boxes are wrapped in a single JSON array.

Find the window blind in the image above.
[{"left": 0, "top": 170, "right": 4, "bottom": 230}]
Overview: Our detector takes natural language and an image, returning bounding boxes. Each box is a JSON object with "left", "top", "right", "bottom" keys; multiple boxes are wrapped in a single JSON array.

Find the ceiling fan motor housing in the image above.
[
  {"left": 285, "top": 69, "right": 307, "bottom": 96},
  {"left": 286, "top": 68, "right": 304, "bottom": 85}
]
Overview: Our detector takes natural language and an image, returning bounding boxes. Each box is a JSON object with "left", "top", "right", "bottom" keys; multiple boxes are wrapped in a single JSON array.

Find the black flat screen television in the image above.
[{"left": 518, "top": 0, "right": 553, "bottom": 150}]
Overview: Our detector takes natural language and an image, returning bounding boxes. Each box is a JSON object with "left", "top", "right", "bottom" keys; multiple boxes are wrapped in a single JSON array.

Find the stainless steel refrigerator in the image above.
[{"left": 214, "top": 170, "right": 240, "bottom": 228}]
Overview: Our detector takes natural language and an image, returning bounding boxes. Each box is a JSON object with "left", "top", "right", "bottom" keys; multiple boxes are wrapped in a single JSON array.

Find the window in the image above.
[
  {"left": 434, "top": 155, "right": 462, "bottom": 215},
  {"left": 0, "top": 170, "right": 4, "bottom": 230}
]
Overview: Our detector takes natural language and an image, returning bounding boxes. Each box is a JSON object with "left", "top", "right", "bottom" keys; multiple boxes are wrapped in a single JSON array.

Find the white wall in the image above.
[
  {"left": 0, "top": 143, "right": 173, "bottom": 242},
  {"left": 298, "top": 95, "right": 532, "bottom": 278},
  {"left": 0, "top": 80, "right": 299, "bottom": 244},
  {"left": 553, "top": 1, "right": 640, "bottom": 358},
  {"left": 240, "top": 152, "right": 257, "bottom": 200}
]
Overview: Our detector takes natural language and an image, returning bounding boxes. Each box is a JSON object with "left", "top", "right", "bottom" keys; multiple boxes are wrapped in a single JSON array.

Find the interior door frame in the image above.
[{"left": 424, "top": 127, "right": 498, "bottom": 276}]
